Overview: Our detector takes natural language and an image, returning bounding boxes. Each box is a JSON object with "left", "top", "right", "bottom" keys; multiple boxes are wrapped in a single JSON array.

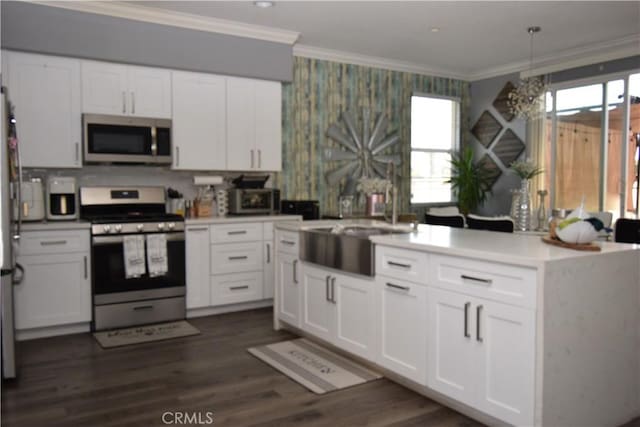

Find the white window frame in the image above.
[{"left": 410, "top": 92, "right": 461, "bottom": 206}]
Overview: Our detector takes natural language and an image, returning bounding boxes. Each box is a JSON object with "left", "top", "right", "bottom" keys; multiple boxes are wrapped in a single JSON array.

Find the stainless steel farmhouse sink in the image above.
[{"left": 299, "top": 225, "right": 410, "bottom": 276}]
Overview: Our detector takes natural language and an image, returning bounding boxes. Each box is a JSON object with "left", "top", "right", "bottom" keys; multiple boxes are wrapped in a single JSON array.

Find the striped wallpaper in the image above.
[{"left": 275, "top": 56, "right": 470, "bottom": 216}]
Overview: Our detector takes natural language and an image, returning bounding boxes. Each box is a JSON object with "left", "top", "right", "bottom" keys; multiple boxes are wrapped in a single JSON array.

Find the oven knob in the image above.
[
  {"left": 137, "top": 224, "right": 144, "bottom": 232},
  {"left": 103, "top": 225, "right": 111, "bottom": 233},
  {"left": 157, "top": 223, "right": 166, "bottom": 230},
  {"left": 167, "top": 222, "right": 175, "bottom": 230},
  {"left": 114, "top": 224, "right": 123, "bottom": 233}
]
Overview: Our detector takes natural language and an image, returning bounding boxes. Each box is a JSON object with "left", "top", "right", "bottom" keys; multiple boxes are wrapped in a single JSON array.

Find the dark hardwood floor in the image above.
[
  {"left": 3, "top": 308, "right": 639, "bottom": 427},
  {"left": 1, "top": 308, "right": 484, "bottom": 427}
]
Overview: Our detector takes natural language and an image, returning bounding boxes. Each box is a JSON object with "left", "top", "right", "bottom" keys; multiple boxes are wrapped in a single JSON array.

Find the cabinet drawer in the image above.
[
  {"left": 210, "top": 223, "right": 262, "bottom": 244},
  {"left": 276, "top": 230, "right": 299, "bottom": 255},
  {"left": 429, "top": 254, "right": 537, "bottom": 309},
  {"left": 20, "top": 230, "right": 89, "bottom": 255},
  {"left": 210, "top": 242, "right": 263, "bottom": 275},
  {"left": 375, "top": 245, "right": 428, "bottom": 285},
  {"left": 211, "top": 271, "right": 263, "bottom": 306}
]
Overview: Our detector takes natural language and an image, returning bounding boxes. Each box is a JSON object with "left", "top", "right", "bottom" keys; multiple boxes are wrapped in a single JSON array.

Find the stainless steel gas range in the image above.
[{"left": 80, "top": 186, "right": 185, "bottom": 331}]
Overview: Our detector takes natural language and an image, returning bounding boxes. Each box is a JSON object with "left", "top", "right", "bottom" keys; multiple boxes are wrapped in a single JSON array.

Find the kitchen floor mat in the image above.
[
  {"left": 93, "top": 320, "right": 200, "bottom": 348},
  {"left": 248, "top": 338, "right": 382, "bottom": 394}
]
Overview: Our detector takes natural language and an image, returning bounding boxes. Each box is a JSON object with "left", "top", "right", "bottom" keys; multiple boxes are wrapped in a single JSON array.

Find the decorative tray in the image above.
[{"left": 541, "top": 235, "right": 601, "bottom": 252}]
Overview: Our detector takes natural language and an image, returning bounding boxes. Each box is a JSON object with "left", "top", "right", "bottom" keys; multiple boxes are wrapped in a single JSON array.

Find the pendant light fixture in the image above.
[{"left": 508, "top": 26, "right": 547, "bottom": 119}]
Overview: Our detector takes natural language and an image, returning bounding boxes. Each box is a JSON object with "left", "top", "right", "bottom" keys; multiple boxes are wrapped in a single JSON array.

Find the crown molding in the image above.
[
  {"left": 468, "top": 34, "right": 640, "bottom": 81},
  {"left": 293, "top": 44, "right": 468, "bottom": 81},
  {"left": 28, "top": 0, "right": 300, "bottom": 45}
]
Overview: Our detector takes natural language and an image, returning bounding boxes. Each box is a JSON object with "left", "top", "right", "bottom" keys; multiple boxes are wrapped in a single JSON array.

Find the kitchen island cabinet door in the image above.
[
  {"left": 300, "top": 264, "right": 334, "bottom": 343},
  {"left": 172, "top": 71, "right": 226, "bottom": 171},
  {"left": 5, "top": 51, "right": 82, "bottom": 168},
  {"left": 427, "top": 287, "right": 478, "bottom": 405},
  {"left": 277, "top": 252, "right": 300, "bottom": 327},
  {"left": 185, "top": 226, "right": 211, "bottom": 309},
  {"left": 377, "top": 276, "right": 428, "bottom": 385},
  {"left": 333, "top": 273, "right": 376, "bottom": 361},
  {"left": 476, "top": 300, "right": 535, "bottom": 426},
  {"left": 14, "top": 253, "right": 90, "bottom": 330}
]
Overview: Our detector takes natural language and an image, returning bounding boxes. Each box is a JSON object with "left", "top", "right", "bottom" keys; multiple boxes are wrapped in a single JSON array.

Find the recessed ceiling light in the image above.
[
  {"left": 254, "top": 1, "right": 274, "bottom": 8},
  {"left": 430, "top": 27, "right": 440, "bottom": 33}
]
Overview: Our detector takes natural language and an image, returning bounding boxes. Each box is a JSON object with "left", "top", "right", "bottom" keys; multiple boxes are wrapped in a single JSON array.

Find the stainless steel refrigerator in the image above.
[{"left": 1, "top": 85, "right": 23, "bottom": 380}]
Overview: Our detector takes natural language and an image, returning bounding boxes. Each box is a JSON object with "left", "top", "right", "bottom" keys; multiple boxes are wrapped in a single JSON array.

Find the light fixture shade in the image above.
[{"left": 508, "top": 76, "right": 546, "bottom": 119}]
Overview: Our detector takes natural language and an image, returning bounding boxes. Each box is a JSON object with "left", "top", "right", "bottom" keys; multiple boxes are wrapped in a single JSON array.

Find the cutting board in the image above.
[{"left": 541, "top": 236, "right": 601, "bottom": 252}]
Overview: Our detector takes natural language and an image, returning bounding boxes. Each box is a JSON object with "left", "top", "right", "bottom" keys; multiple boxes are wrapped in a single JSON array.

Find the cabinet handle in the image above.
[
  {"left": 385, "top": 282, "right": 410, "bottom": 291},
  {"left": 250, "top": 150, "right": 255, "bottom": 168},
  {"left": 280, "top": 240, "right": 295, "bottom": 246},
  {"left": 476, "top": 305, "right": 483, "bottom": 342},
  {"left": 331, "top": 277, "right": 336, "bottom": 303},
  {"left": 326, "top": 275, "right": 331, "bottom": 302},
  {"left": 230, "top": 285, "right": 249, "bottom": 291},
  {"left": 258, "top": 149, "right": 262, "bottom": 168},
  {"left": 131, "top": 92, "right": 135, "bottom": 114},
  {"left": 228, "top": 256, "right": 248, "bottom": 261},
  {"left": 461, "top": 274, "right": 492, "bottom": 285},
  {"left": 464, "top": 302, "right": 471, "bottom": 338},
  {"left": 75, "top": 142, "right": 80, "bottom": 163},
  {"left": 122, "top": 91, "right": 126, "bottom": 113},
  {"left": 83, "top": 256, "right": 88, "bottom": 279},
  {"left": 187, "top": 227, "right": 208, "bottom": 232},
  {"left": 387, "top": 261, "right": 411, "bottom": 269},
  {"left": 227, "top": 230, "right": 247, "bottom": 235},
  {"left": 40, "top": 240, "right": 67, "bottom": 246},
  {"left": 293, "top": 260, "right": 298, "bottom": 284},
  {"left": 175, "top": 146, "right": 180, "bottom": 167},
  {"left": 133, "top": 305, "right": 154, "bottom": 311},
  {"left": 266, "top": 243, "right": 271, "bottom": 263}
]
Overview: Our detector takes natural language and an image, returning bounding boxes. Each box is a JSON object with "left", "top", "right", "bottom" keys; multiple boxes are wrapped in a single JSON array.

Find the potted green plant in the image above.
[{"left": 446, "top": 146, "right": 493, "bottom": 216}]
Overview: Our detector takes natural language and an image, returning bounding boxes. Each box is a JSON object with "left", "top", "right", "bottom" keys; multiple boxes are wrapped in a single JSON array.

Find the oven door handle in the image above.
[{"left": 92, "top": 232, "right": 185, "bottom": 245}]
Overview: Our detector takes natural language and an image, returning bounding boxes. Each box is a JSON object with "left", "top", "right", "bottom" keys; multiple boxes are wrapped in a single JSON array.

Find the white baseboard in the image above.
[{"left": 16, "top": 323, "right": 90, "bottom": 341}]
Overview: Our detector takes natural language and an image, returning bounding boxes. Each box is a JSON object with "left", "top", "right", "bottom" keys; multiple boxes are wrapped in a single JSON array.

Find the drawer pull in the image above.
[
  {"left": 133, "top": 305, "right": 154, "bottom": 311},
  {"left": 230, "top": 285, "right": 249, "bottom": 291},
  {"left": 229, "top": 256, "right": 248, "bottom": 261},
  {"left": 385, "top": 282, "right": 410, "bottom": 291},
  {"left": 326, "top": 275, "right": 331, "bottom": 302},
  {"left": 187, "top": 227, "right": 208, "bottom": 231},
  {"left": 83, "top": 256, "right": 88, "bottom": 279},
  {"left": 387, "top": 261, "right": 411, "bottom": 269},
  {"left": 228, "top": 230, "right": 247, "bottom": 235},
  {"left": 464, "top": 302, "right": 471, "bottom": 338},
  {"left": 266, "top": 243, "right": 271, "bottom": 263},
  {"left": 280, "top": 239, "right": 295, "bottom": 245},
  {"left": 476, "top": 305, "right": 483, "bottom": 342},
  {"left": 461, "top": 274, "right": 492, "bottom": 285},
  {"left": 40, "top": 240, "right": 67, "bottom": 246},
  {"left": 293, "top": 260, "right": 298, "bottom": 284}
]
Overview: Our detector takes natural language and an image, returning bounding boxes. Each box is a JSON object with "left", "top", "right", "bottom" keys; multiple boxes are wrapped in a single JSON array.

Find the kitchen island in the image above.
[{"left": 273, "top": 221, "right": 640, "bottom": 427}]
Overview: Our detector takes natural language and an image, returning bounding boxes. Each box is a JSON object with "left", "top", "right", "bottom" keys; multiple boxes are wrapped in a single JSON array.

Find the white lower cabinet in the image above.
[
  {"left": 376, "top": 275, "right": 428, "bottom": 385},
  {"left": 211, "top": 271, "right": 263, "bottom": 306},
  {"left": 185, "top": 226, "right": 211, "bottom": 309},
  {"left": 300, "top": 263, "right": 376, "bottom": 361},
  {"left": 277, "top": 252, "right": 300, "bottom": 326},
  {"left": 15, "top": 230, "right": 91, "bottom": 331},
  {"left": 427, "top": 287, "right": 535, "bottom": 426}
]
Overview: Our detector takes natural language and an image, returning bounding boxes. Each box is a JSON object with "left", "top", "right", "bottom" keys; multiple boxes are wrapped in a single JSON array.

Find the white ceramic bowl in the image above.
[{"left": 556, "top": 221, "right": 599, "bottom": 244}]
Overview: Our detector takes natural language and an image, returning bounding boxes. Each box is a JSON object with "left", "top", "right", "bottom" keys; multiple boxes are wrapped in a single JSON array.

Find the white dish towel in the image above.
[
  {"left": 123, "top": 235, "right": 146, "bottom": 278},
  {"left": 146, "top": 234, "right": 168, "bottom": 277}
]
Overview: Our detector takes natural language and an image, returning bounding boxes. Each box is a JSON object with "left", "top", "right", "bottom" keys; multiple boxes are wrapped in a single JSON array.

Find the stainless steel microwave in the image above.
[
  {"left": 83, "top": 114, "right": 172, "bottom": 164},
  {"left": 228, "top": 189, "right": 280, "bottom": 215}
]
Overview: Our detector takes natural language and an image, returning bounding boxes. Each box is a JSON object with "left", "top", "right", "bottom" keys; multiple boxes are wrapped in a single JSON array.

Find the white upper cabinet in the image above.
[
  {"left": 227, "top": 77, "right": 281, "bottom": 171},
  {"left": 172, "top": 71, "right": 226, "bottom": 170},
  {"left": 81, "top": 61, "right": 171, "bottom": 118},
  {"left": 3, "top": 51, "right": 82, "bottom": 168}
]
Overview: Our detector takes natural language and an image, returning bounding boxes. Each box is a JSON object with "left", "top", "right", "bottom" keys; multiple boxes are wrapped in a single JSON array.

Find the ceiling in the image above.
[{"left": 118, "top": 2, "right": 640, "bottom": 80}]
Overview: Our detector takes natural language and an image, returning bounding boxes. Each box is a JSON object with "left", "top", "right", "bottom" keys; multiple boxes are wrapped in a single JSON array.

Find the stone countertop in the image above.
[
  {"left": 186, "top": 214, "right": 302, "bottom": 226},
  {"left": 21, "top": 220, "right": 91, "bottom": 232},
  {"left": 275, "top": 220, "right": 639, "bottom": 268}
]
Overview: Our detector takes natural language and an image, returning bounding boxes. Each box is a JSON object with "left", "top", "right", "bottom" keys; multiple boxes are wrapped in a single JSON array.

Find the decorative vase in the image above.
[
  {"left": 365, "top": 193, "right": 386, "bottom": 216},
  {"left": 510, "top": 188, "right": 523, "bottom": 221},
  {"left": 516, "top": 179, "right": 531, "bottom": 231},
  {"left": 536, "top": 190, "right": 548, "bottom": 231}
]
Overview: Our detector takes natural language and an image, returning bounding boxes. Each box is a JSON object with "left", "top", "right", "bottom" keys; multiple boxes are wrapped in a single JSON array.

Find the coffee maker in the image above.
[{"left": 47, "top": 176, "right": 78, "bottom": 220}]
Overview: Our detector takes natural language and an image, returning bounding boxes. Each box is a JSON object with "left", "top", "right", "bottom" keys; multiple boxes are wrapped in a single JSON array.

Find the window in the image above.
[{"left": 410, "top": 95, "right": 460, "bottom": 204}]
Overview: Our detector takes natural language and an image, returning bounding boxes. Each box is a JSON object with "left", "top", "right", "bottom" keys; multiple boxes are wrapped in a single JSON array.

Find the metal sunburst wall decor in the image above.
[{"left": 324, "top": 108, "right": 401, "bottom": 196}]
